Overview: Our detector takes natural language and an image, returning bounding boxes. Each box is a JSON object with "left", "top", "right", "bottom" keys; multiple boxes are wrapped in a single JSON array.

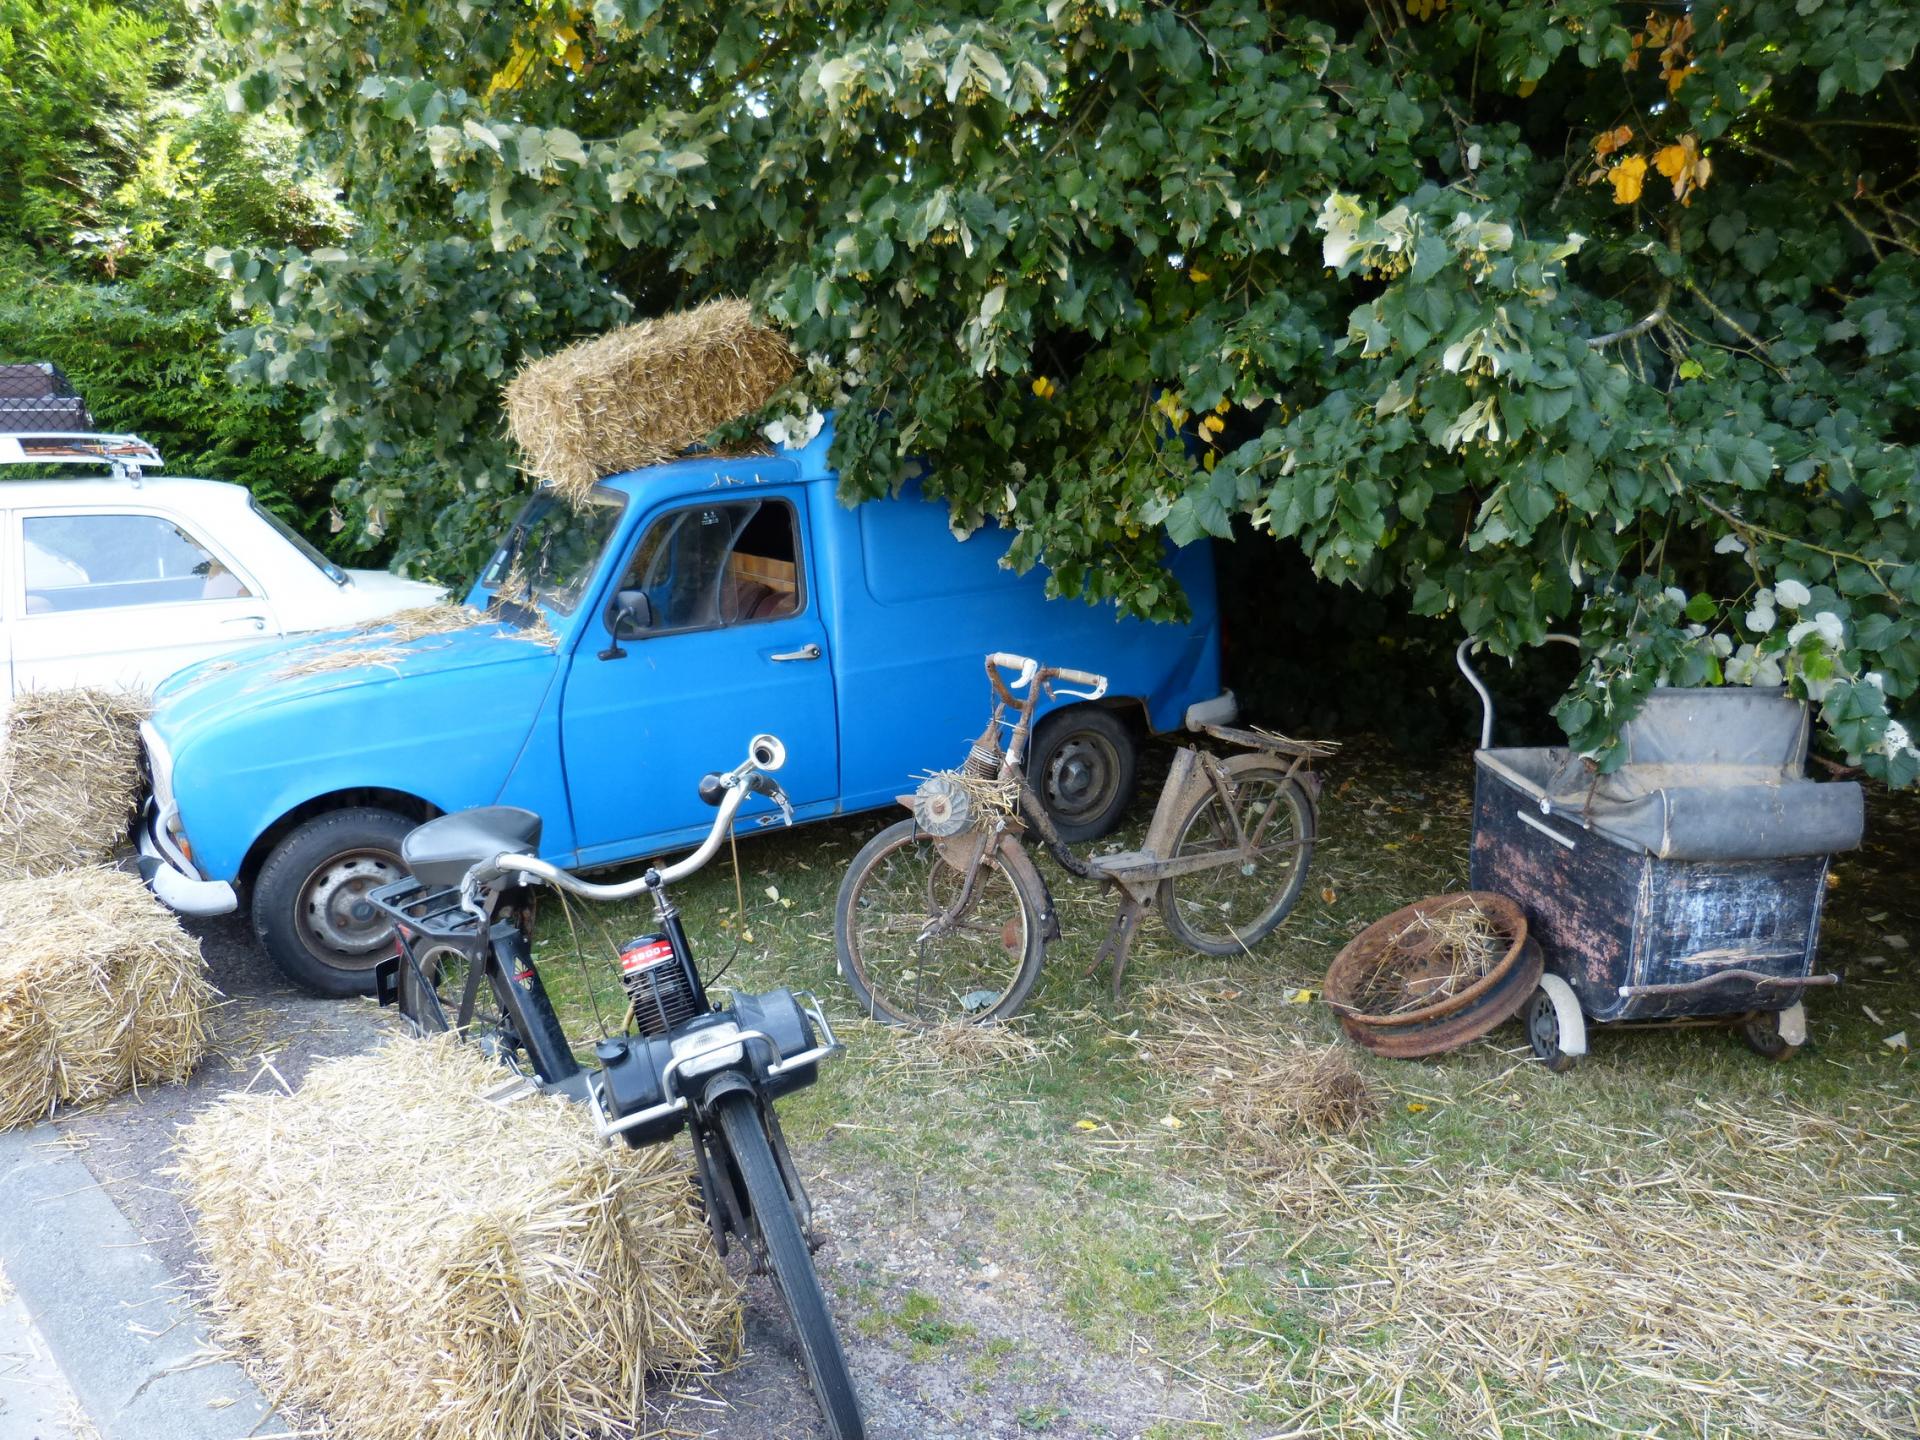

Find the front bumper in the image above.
[{"left": 137, "top": 810, "right": 238, "bottom": 917}]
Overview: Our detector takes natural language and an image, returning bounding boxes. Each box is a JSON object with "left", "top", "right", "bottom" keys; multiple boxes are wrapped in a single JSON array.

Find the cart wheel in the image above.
[
  {"left": 1740, "top": 1005, "right": 1804, "bottom": 1062},
  {"left": 1524, "top": 985, "right": 1580, "bottom": 1073}
]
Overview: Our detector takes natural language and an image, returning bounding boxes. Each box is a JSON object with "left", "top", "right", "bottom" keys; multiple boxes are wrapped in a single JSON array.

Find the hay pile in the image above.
[
  {"left": 1149, "top": 997, "right": 1381, "bottom": 1192},
  {"left": 177, "top": 1037, "right": 741, "bottom": 1440},
  {"left": 0, "top": 687, "right": 148, "bottom": 875},
  {"left": 1303, "top": 1164, "right": 1920, "bottom": 1438},
  {"left": 0, "top": 868, "right": 212, "bottom": 1128},
  {"left": 504, "top": 298, "right": 795, "bottom": 501},
  {"left": 269, "top": 600, "right": 555, "bottom": 683}
]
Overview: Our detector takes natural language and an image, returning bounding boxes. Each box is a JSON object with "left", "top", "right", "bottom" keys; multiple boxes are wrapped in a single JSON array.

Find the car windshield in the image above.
[
  {"left": 479, "top": 488, "right": 626, "bottom": 616},
  {"left": 250, "top": 498, "right": 348, "bottom": 585}
]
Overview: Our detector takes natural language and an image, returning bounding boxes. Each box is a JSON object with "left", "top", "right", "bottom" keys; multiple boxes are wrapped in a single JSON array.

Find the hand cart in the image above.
[{"left": 1457, "top": 637, "right": 1865, "bottom": 1069}]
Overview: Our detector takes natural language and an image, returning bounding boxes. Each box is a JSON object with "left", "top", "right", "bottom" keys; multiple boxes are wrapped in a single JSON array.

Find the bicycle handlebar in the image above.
[
  {"left": 477, "top": 734, "right": 789, "bottom": 902},
  {"left": 985, "top": 652, "right": 1108, "bottom": 705}
]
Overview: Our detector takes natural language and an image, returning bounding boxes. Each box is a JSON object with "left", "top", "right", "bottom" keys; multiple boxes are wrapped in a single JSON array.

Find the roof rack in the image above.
[{"left": 0, "top": 433, "right": 164, "bottom": 480}]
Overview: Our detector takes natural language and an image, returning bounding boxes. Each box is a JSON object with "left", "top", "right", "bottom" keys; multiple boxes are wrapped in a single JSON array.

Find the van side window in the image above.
[{"left": 618, "top": 499, "right": 802, "bottom": 633}]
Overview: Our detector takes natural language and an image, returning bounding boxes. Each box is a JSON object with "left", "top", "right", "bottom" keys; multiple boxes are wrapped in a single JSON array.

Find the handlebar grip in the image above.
[
  {"left": 747, "top": 772, "right": 783, "bottom": 799},
  {"left": 698, "top": 773, "right": 726, "bottom": 807},
  {"left": 1050, "top": 666, "right": 1109, "bottom": 699},
  {"left": 987, "top": 652, "right": 1039, "bottom": 690}
]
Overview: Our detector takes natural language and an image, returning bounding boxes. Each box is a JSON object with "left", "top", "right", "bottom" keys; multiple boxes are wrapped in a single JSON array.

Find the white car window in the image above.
[{"left": 23, "top": 513, "right": 253, "bottom": 614}]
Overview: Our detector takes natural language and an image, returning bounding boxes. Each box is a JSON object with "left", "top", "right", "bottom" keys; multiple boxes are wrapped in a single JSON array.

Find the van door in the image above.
[{"left": 559, "top": 491, "right": 838, "bottom": 864}]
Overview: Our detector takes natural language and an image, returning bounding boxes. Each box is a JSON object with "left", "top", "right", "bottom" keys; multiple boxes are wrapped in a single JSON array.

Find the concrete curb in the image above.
[{"left": 0, "top": 1125, "right": 278, "bottom": 1440}]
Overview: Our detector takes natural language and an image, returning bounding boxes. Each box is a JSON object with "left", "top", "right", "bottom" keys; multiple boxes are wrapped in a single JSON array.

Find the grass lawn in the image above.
[{"left": 535, "top": 741, "right": 1920, "bottom": 1440}]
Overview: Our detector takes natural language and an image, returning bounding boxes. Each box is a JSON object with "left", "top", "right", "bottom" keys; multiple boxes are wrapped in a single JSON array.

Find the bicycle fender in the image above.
[{"left": 994, "top": 837, "right": 1062, "bottom": 944}]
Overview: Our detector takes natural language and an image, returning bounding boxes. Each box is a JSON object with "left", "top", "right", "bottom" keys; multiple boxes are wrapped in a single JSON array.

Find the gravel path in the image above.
[{"left": 56, "top": 918, "right": 1189, "bottom": 1440}]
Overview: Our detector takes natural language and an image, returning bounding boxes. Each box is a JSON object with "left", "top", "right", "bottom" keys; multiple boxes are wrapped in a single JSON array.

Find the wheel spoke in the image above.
[
  {"left": 847, "top": 831, "right": 1033, "bottom": 1023},
  {"left": 1162, "top": 771, "right": 1309, "bottom": 951}
]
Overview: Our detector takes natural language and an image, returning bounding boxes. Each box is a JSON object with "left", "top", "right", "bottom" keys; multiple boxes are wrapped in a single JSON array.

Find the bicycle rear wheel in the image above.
[
  {"left": 712, "top": 1091, "right": 865, "bottom": 1440},
  {"left": 1157, "top": 761, "right": 1314, "bottom": 957},
  {"left": 834, "top": 819, "right": 1047, "bottom": 1024}
]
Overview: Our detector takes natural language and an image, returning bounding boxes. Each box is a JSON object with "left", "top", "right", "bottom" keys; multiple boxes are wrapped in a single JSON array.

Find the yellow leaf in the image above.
[
  {"left": 1667, "top": 63, "right": 1694, "bottom": 96},
  {"left": 1189, "top": 268, "right": 1211, "bottom": 283},
  {"left": 1516, "top": 79, "right": 1537, "bottom": 98},
  {"left": 1406, "top": 1102, "right": 1429, "bottom": 1114},
  {"left": 1288, "top": 988, "right": 1318, "bottom": 1004},
  {"left": 1159, "top": 1114, "right": 1183, "bottom": 1130},
  {"left": 1653, "top": 144, "right": 1687, "bottom": 182},
  {"left": 1608, "top": 154, "right": 1648, "bottom": 205},
  {"left": 1074, "top": 1119, "right": 1100, "bottom": 1131},
  {"left": 1593, "top": 124, "right": 1634, "bottom": 159},
  {"left": 1200, "top": 414, "right": 1224, "bottom": 434},
  {"left": 1031, "top": 376, "right": 1055, "bottom": 399},
  {"left": 1214, "top": 398, "right": 1231, "bottom": 414}
]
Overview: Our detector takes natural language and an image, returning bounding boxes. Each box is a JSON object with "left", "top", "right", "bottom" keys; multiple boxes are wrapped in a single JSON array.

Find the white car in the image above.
[{"left": 0, "top": 433, "right": 441, "bottom": 697}]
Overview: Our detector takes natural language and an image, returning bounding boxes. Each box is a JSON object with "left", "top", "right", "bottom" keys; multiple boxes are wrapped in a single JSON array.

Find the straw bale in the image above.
[
  {"left": 0, "top": 688, "right": 149, "bottom": 876},
  {"left": 0, "top": 868, "right": 211, "bottom": 1128},
  {"left": 177, "top": 1037, "right": 741, "bottom": 1440},
  {"left": 504, "top": 298, "right": 796, "bottom": 500}
]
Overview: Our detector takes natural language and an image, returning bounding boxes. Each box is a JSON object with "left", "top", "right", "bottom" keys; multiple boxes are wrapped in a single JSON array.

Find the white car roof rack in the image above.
[{"left": 0, "top": 432, "right": 164, "bottom": 480}]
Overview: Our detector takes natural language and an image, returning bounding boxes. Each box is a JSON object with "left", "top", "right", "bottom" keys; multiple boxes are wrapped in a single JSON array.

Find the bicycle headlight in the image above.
[{"left": 671, "top": 1022, "right": 744, "bottom": 1080}]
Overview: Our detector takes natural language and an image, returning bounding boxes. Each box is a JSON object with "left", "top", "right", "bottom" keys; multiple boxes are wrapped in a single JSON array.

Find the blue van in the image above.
[{"left": 137, "top": 420, "right": 1234, "bottom": 993}]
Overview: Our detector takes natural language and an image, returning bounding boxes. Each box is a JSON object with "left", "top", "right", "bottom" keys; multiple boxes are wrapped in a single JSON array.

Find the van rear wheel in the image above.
[
  {"left": 1028, "top": 706, "right": 1137, "bottom": 843},
  {"left": 252, "top": 807, "right": 414, "bottom": 996}
]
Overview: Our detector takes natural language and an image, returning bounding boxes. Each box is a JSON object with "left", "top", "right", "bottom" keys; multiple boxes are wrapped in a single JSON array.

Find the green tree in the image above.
[
  {"left": 211, "top": 0, "right": 1920, "bottom": 780},
  {"left": 0, "top": 0, "right": 348, "bottom": 534}
]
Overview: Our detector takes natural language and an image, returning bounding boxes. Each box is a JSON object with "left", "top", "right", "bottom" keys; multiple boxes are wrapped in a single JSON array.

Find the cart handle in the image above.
[{"left": 1456, "top": 634, "right": 1580, "bottom": 750}]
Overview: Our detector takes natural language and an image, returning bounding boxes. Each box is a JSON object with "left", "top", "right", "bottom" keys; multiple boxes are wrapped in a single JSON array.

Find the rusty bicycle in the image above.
[{"left": 833, "top": 652, "right": 1332, "bottom": 1024}]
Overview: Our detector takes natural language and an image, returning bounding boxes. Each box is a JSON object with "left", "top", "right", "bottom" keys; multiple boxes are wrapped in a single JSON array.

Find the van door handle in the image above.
[
  {"left": 770, "top": 643, "right": 821, "bottom": 662},
  {"left": 223, "top": 615, "right": 268, "bottom": 632}
]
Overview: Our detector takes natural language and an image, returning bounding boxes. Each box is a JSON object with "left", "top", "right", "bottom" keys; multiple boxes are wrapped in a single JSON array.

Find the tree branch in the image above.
[{"left": 1588, "top": 305, "right": 1668, "bottom": 348}]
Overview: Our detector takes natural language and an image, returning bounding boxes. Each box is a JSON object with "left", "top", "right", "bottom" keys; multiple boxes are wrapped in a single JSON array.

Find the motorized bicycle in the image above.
[
  {"left": 365, "top": 735, "right": 864, "bottom": 1440},
  {"left": 834, "top": 653, "right": 1332, "bottom": 1024}
]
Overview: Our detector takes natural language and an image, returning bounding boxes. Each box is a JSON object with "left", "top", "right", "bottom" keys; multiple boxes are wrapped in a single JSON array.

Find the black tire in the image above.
[
  {"left": 1028, "top": 706, "right": 1138, "bottom": 843},
  {"left": 1157, "top": 762, "right": 1314, "bottom": 957},
  {"left": 712, "top": 1091, "right": 865, "bottom": 1440},
  {"left": 1524, "top": 987, "right": 1580, "bottom": 1073},
  {"left": 251, "top": 806, "right": 415, "bottom": 996},
  {"left": 1741, "top": 1009, "right": 1802, "bottom": 1062},
  {"left": 835, "top": 819, "right": 1048, "bottom": 1025}
]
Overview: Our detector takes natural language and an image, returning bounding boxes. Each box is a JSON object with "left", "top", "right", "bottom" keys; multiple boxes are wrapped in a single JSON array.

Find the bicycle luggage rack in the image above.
[
  {"left": 366, "top": 876, "right": 487, "bottom": 945},
  {"left": 366, "top": 877, "right": 488, "bottom": 1014}
]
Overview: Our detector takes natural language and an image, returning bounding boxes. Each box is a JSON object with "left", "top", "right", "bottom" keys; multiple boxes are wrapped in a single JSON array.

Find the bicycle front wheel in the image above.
[
  {"left": 834, "top": 819, "right": 1047, "bottom": 1025},
  {"left": 1157, "top": 761, "right": 1315, "bottom": 957},
  {"left": 712, "top": 1091, "right": 865, "bottom": 1440}
]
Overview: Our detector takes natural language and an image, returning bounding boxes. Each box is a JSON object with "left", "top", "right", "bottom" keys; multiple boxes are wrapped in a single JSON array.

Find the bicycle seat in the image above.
[{"left": 403, "top": 806, "right": 544, "bottom": 888}]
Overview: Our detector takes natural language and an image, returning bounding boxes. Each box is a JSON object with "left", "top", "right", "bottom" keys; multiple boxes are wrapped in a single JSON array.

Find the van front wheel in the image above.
[
  {"left": 251, "top": 807, "right": 414, "bottom": 996},
  {"left": 1028, "top": 706, "right": 1137, "bottom": 843}
]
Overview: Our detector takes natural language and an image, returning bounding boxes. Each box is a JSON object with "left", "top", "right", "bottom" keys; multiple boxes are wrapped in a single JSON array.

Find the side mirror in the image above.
[
  {"left": 607, "top": 588, "right": 653, "bottom": 639},
  {"left": 598, "top": 588, "right": 653, "bottom": 661}
]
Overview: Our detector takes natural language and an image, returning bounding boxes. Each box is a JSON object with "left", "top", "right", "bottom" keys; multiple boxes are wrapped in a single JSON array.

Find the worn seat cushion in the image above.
[{"left": 1482, "top": 688, "right": 1865, "bottom": 861}]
